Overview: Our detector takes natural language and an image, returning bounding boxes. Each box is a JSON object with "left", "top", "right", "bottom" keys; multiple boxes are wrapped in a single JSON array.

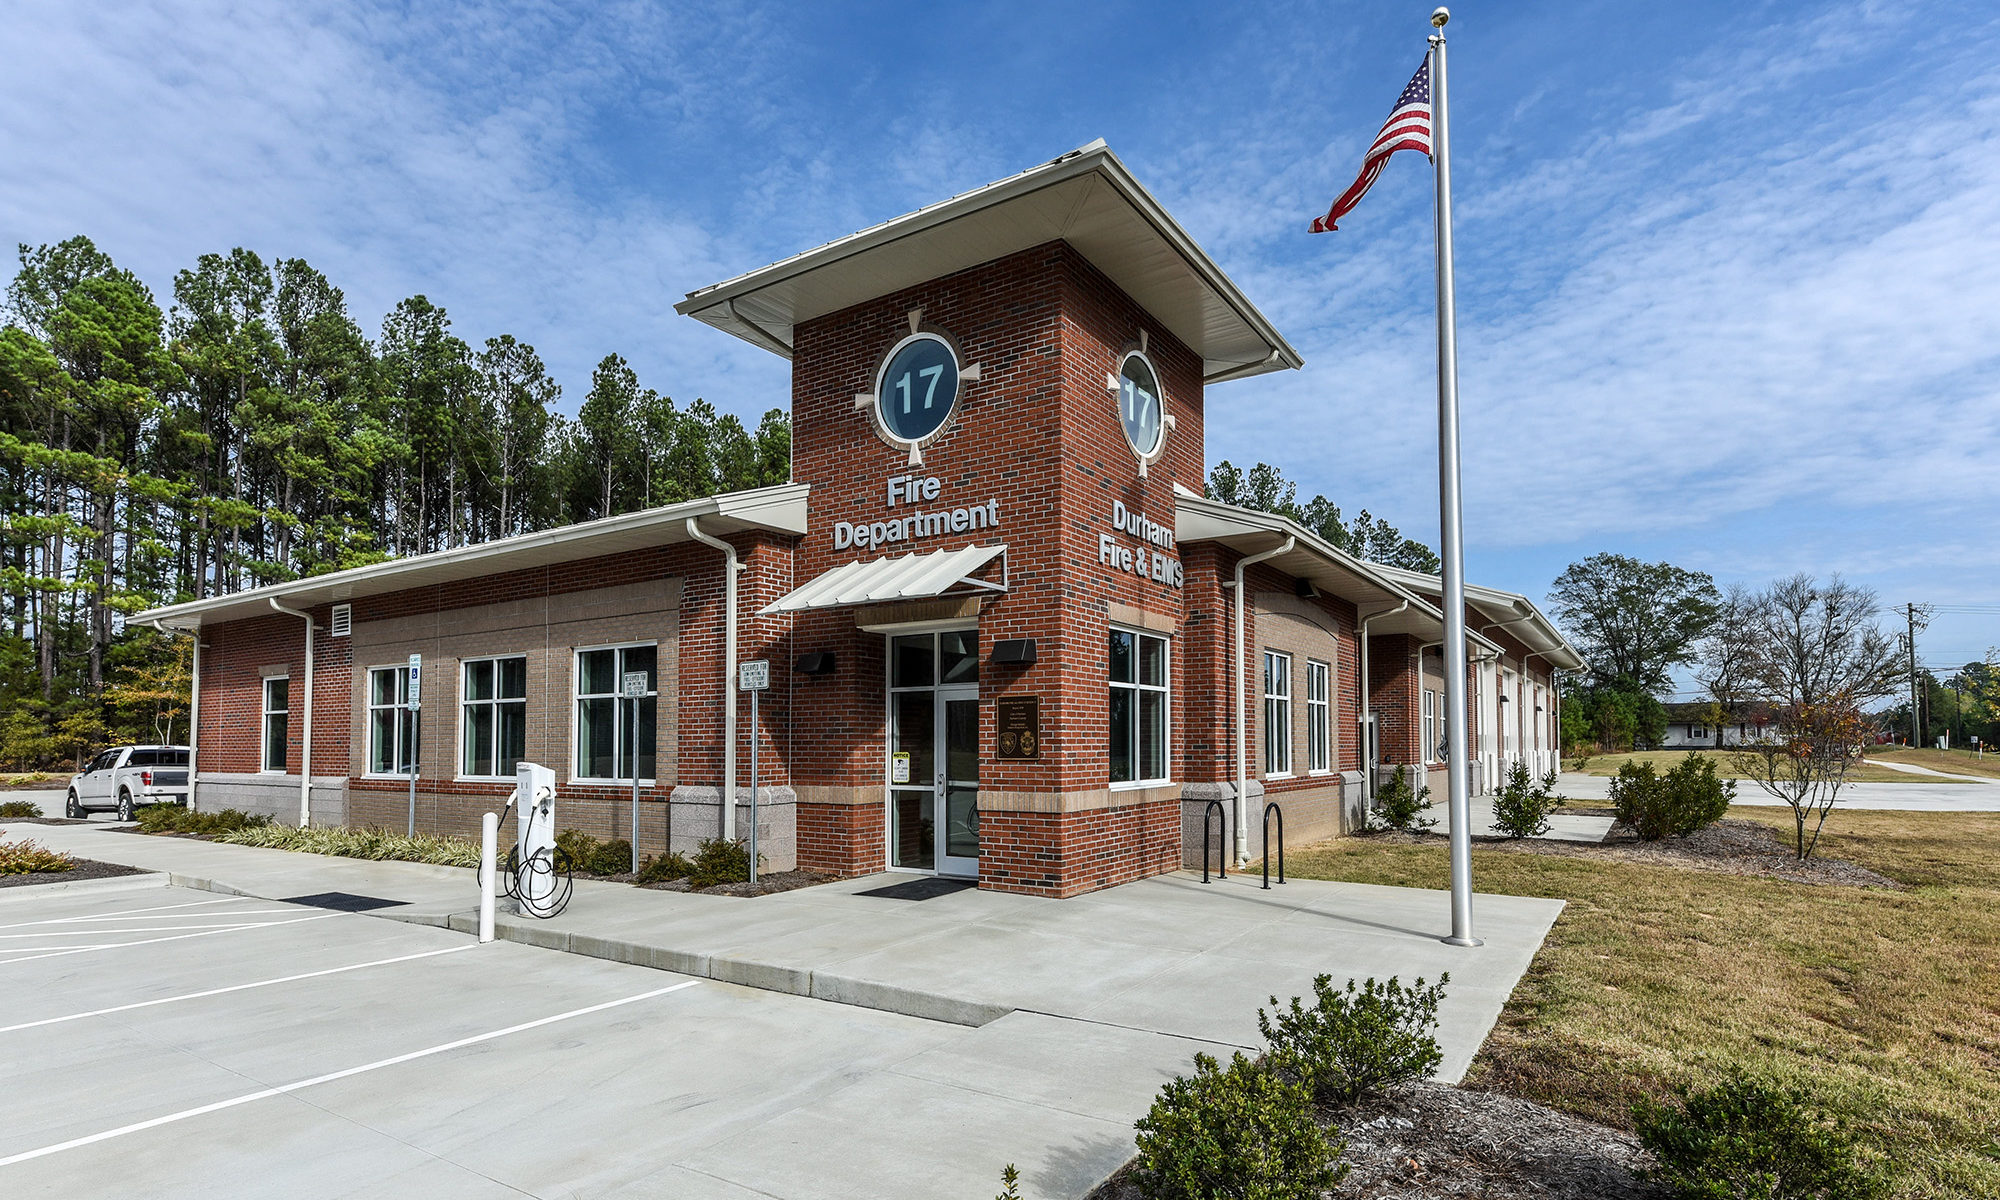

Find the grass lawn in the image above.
[
  {"left": 1287, "top": 808, "right": 2000, "bottom": 1199},
  {"left": 1867, "top": 744, "right": 2000, "bottom": 781},
  {"left": 1570, "top": 747, "right": 1964, "bottom": 784}
]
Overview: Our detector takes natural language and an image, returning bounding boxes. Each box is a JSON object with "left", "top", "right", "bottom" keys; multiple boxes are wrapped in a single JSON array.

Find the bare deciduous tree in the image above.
[{"left": 1743, "top": 574, "right": 1902, "bottom": 707}]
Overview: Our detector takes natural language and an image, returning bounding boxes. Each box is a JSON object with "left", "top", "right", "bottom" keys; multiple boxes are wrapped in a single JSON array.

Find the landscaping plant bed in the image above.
[
  {"left": 1362, "top": 816, "right": 1897, "bottom": 889},
  {"left": 0, "top": 857, "right": 150, "bottom": 889}
]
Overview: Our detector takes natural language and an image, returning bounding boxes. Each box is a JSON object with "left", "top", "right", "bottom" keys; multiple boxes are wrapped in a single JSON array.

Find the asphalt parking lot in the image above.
[{"left": 0, "top": 881, "right": 1121, "bottom": 1199}]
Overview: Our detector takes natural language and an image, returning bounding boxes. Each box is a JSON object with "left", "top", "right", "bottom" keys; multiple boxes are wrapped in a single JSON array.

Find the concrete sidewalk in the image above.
[
  {"left": 1437, "top": 796, "right": 1615, "bottom": 843},
  {"left": 7, "top": 818, "right": 1561, "bottom": 1085},
  {"left": 1555, "top": 771, "right": 2000, "bottom": 812}
]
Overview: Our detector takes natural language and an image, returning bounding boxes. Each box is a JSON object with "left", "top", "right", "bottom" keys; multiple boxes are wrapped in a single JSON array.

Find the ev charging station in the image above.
[{"left": 479, "top": 760, "right": 566, "bottom": 941}]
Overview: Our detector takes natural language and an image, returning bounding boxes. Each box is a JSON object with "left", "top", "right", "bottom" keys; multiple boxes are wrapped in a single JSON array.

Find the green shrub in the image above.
[
  {"left": 1258, "top": 973, "right": 1449, "bottom": 1106},
  {"left": 687, "top": 837, "right": 762, "bottom": 888},
  {"left": 635, "top": 849, "right": 694, "bottom": 884},
  {"left": 1132, "top": 1051, "right": 1347, "bottom": 1200},
  {"left": 216, "top": 823, "right": 482, "bottom": 868},
  {"left": 1635, "top": 1072, "right": 1885, "bottom": 1200},
  {"left": 137, "top": 806, "right": 270, "bottom": 835},
  {"left": 1366, "top": 765, "right": 1435, "bottom": 832},
  {"left": 0, "top": 800, "right": 42, "bottom": 818},
  {"left": 0, "top": 836, "right": 74, "bottom": 874},
  {"left": 1491, "top": 760, "right": 1565, "bottom": 838},
  {"left": 554, "top": 829, "right": 633, "bottom": 876},
  {"left": 994, "top": 1163, "right": 1021, "bottom": 1200},
  {"left": 1612, "top": 754, "right": 1735, "bottom": 841}
]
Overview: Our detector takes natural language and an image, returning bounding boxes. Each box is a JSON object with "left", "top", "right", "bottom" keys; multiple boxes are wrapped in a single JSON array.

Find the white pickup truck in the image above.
[{"left": 66, "top": 745, "right": 191, "bottom": 820}]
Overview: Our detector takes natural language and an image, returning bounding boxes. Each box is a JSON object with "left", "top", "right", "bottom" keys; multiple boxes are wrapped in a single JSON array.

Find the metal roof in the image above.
[
  {"left": 133, "top": 485, "right": 812, "bottom": 629},
  {"left": 759, "top": 544, "right": 1008, "bottom": 615},
  {"left": 1368, "top": 563, "right": 1587, "bottom": 671},
  {"left": 1174, "top": 495, "right": 1502, "bottom": 655},
  {"left": 675, "top": 141, "right": 1304, "bottom": 384}
]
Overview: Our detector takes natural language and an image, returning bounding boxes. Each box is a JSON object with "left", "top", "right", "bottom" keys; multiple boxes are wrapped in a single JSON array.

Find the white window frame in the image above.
[
  {"left": 365, "top": 665, "right": 417, "bottom": 779},
  {"left": 459, "top": 654, "right": 529, "bottom": 781},
  {"left": 1306, "top": 660, "right": 1332, "bottom": 775},
  {"left": 572, "top": 641, "right": 658, "bottom": 784},
  {"left": 1422, "top": 688, "right": 1437, "bottom": 765},
  {"left": 261, "top": 676, "right": 289, "bottom": 774},
  {"left": 1263, "top": 650, "right": 1293, "bottom": 778},
  {"left": 1109, "top": 626, "right": 1172, "bottom": 789}
]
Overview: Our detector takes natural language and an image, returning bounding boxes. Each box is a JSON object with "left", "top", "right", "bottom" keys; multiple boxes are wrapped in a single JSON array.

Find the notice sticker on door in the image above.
[{"left": 890, "top": 751, "right": 912, "bottom": 784}]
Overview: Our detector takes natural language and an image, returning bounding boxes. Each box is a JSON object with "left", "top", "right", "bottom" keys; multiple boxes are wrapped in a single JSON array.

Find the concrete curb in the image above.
[{"left": 0, "top": 871, "right": 167, "bottom": 905}]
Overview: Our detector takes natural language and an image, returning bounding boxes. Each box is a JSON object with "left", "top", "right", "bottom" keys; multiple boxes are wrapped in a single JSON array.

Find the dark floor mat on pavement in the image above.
[
  {"left": 278, "top": 892, "right": 408, "bottom": 912},
  {"left": 852, "top": 877, "right": 975, "bottom": 901}
]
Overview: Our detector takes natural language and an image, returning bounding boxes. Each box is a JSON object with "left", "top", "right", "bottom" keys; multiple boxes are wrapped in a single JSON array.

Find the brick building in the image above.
[{"left": 137, "top": 142, "right": 1579, "bottom": 899}]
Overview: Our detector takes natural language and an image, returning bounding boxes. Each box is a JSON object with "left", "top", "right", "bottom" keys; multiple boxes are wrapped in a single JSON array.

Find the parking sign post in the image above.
[
  {"left": 623, "top": 670, "right": 648, "bottom": 874},
  {"left": 739, "top": 659, "right": 770, "bottom": 887},
  {"left": 406, "top": 654, "right": 421, "bottom": 838}
]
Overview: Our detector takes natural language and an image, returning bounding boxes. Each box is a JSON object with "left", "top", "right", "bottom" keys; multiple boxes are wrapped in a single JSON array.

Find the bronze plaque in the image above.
[{"left": 995, "top": 695, "right": 1040, "bottom": 760}]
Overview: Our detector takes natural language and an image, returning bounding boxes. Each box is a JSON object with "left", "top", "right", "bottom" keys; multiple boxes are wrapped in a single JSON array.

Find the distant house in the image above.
[{"left": 1661, "top": 702, "right": 1771, "bottom": 748}]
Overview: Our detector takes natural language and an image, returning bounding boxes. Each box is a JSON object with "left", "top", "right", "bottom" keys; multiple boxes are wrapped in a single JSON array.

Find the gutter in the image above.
[
  {"left": 266, "top": 598, "right": 314, "bottom": 827},
  {"left": 1224, "top": 535, "right": 1294, "bottom": 866},
  {"left": 687, "top": 518, "right": 744, "bottom": 842},
  {"left": 1356, "top": 600, "right": 1410, "bottom": 803}
]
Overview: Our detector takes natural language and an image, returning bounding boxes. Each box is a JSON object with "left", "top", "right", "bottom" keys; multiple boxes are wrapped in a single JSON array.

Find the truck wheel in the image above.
[
  {"left": 117, "top": 791, "right": 134, "bottom": 822},
  {"left": 67, "top": 791, "right": 83, "bottom": 819}
]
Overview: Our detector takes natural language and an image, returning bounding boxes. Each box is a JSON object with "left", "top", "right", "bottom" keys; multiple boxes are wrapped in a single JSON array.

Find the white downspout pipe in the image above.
[
  {"left": 1357, "top": 600, "right": 1410, "bottom": 803},
  {"left": 1225, "top": 536, "right": 1294, "bottom": 866},
  {"left": 687, "top": 518, "right": 742, "bottom": 842},
  {"left": 267, "top": 598, "right": 314, "bottom": 827},
  {"left": 149, "top": 619, "right": 199, "bottom": 813}
]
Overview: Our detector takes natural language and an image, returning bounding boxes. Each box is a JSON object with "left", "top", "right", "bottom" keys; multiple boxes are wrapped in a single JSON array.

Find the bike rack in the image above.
[
  {"left": 1262, "top": 801, "right": 1286, "bottom": 889},
  {"left": 1201, "top": 799, "right": 1227, "bottom": 883}
]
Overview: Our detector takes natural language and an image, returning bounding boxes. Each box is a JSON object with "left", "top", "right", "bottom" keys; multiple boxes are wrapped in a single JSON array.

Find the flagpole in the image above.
[{"left": 1429, "top": 6, "right": 1480, "bottom": 948}]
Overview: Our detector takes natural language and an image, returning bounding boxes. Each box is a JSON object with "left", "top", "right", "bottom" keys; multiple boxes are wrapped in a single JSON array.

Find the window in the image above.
[
  {"left": 367, "top": 666, "right": 417, "bottom": 776},
  {"left": 1109, "top": 629, "right": 1169, "bottom": 786},
  {"left": 262, "top": 677, "right": 289, "bottom": 772},
  {"left": 1422, "top": 689, "right": 1436, "bottom": 764},
  {"left": 462, "top": 656, "right": 528, "bottom": 778},
  {"left": 576, "top": 644, "right": 656, "bottom": 782},
  {"left": 1306, "top": 660, "right": 1331, "bottom": 774},
  {"left": 1263, "top": 651, "right": 1292, "bottom": 776}
]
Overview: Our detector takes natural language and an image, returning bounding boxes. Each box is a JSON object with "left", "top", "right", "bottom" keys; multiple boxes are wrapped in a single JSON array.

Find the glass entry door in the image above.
[{"left": 888, "top": 631, "right": 979, "bottom": 877}]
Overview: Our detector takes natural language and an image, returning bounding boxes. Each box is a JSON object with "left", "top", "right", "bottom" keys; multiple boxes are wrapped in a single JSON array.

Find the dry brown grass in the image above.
[
  {"left": 1286, "top": 807, "right": 2000, "bottom": 1199},
  {"left": 1573, "top": 747, "right": 1962, "bottom": 784},
  {"left": 1867, "top": 745, "right": 2000, "bottom": 781}
]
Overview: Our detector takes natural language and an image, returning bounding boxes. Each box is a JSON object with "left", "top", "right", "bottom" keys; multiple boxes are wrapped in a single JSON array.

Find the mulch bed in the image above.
[
  {"left": 1362, "top": 817, "right": 1897, "bottom": 889},
  {"left": 0, "top": 858, "right": 151, "bottom": 888},
  {"left": 1, "top": 817, "right": 92, "bottom": 826},
  {"left": 1088, "top": 1083, "right": 1663, "bottom": 1200},
  {"left": 635, "top": 868, "right": 836, "bottom": 897}
]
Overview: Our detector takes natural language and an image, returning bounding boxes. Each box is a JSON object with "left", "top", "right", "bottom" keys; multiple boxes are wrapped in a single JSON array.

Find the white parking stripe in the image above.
[
  {"left": 0, "top": 913, "right": 338, "bottom": 966},
  {"left": 0, "top": 919, "right": 303, "bottom": 939},
  {"left": 0, "top": 896, "right": 252, "bottom": 931},
  {"left": 0, "top": 979, "right": 701, "bottom": 1167},
  {"left": 0, "top": 944, "right": 477, "bottom": 1034}
]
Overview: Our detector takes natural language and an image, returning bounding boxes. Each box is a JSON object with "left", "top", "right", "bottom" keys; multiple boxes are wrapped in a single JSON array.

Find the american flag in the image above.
[{"left": 1310, "top": 57, "right": 1433, "bottom": 233}]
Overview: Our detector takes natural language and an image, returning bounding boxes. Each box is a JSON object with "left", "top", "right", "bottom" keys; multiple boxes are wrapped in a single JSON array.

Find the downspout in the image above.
[
  {"left": 1357, "top": 600, "right": 1410, "bottom": 802},
  {"left": 267, "top": 598, "right": 314, "bottom": 827},
  {"left": 149, "top": 619, "right": 199, "bottom": 813},
  {"left": 687, "top": 518, "right": 742, "bottom": 842},
  {"left": 1223, "top": 536, "right": 1294, "bottom": 866}
]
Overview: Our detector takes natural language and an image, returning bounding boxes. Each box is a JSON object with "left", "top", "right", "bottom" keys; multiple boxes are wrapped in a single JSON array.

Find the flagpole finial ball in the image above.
[{"left": 1431, "top": 7, "right": 1450, "bottom": 27}]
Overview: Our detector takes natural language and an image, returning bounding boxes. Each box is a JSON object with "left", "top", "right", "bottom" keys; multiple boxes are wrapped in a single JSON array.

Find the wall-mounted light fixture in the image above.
[
  {"left": 993, "top": 638, "right": 1037, "bottom": 666},
  {"left": 795, "top": 651, "right": 837, "bottom": 676}
]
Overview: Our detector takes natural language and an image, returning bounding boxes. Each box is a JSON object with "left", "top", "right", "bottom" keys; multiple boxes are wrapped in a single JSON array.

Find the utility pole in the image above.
[{"left": 1906, "top": 603, "right": 1922, "bottom": 747}]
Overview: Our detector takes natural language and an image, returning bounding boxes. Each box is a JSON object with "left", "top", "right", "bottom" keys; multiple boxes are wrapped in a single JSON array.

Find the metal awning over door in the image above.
[{"left": 758, "top": 544, "right": 1008, "bottom": 615}]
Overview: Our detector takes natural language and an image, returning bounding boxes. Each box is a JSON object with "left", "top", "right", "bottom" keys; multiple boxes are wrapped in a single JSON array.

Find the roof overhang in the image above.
[
  {"left": 134, "top": 484, "right": 812, "bottom": 629},
  {"left": 675, "top": 140, "right": 1304, "bottom": 385},
  {"left": 1174, "top": 496, "right": 1501, "bottom": 655},
  {"left": 759, "top": 543, "right": 1008, "bottom": 616},
  {"left": 1368, "top": 563, "right": 1588, "bottom": 672}
]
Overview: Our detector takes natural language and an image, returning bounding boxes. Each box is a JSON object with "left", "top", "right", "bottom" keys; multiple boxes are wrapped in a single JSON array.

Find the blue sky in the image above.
[{"left": 7, "top": 1, "right": 1997, "bottom": 690}]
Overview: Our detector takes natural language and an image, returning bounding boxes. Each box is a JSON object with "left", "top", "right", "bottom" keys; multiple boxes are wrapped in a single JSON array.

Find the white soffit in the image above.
[
  {"left": 760, "top": 544, "right": 1007, "bottom": 615},
  {"left": 134, "top": 484, "right": 811, "bottom": 629},
  {"left": 675, "top": 141, "right": 1303, "bottom": 384}
]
